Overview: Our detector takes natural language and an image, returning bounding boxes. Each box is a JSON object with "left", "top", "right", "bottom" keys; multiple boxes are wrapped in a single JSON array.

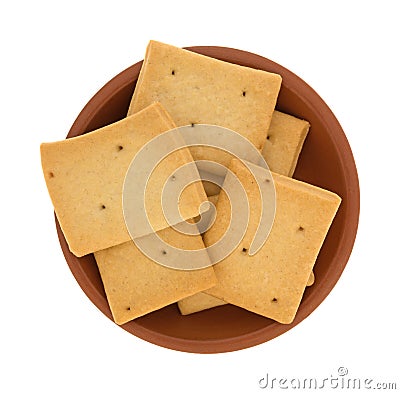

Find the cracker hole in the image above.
[
  {"left": 171, "top": 175, "right": 176, "bottom": 181},
  {"left": 101, "top": 204, "right": 106, "bottom": 210},
  {"left": 126, "top": 307, "right": 131, "bottom": 311},
  {"left": 267, "top": 135, "right": 270, "bottom": 140},
  {"left": 298, "top": 226, "right": 304, "bottom": 232},
  {"left": 242, "top": 247, "right": 248, "bottom": 253},
  {"left": 191, "top": 123, "right": 195, "bottom": 127},
  {"left": 171, "top": 70, "right": 175, "bottom": 75},
  {"left": 271, "top": 298, "right": 278, "bottom": 303},
  {"left": 265, "top": 178, "right": 270, "bottom": 183},
  {"left": 162, "top": 250, "right": 167, "bottom": 255},
  {"left": 118, "top": 145, "right": 123, "bottom": 151},
  {"left": 49, "top": 172, "right": 54, "bottom": 178},
  {"left": 242, "top": 91, "right": 246, "bottom": 97}
]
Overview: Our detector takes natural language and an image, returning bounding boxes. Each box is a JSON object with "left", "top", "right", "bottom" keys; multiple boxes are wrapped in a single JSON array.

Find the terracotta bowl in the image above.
[{"left": 57, "top": 46, "right": 359, "bottom": 353}]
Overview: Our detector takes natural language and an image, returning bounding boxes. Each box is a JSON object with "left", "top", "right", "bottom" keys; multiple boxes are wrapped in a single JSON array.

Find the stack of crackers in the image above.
[{"left": 41, "top": 41, "right": 341, "bottom": 326}]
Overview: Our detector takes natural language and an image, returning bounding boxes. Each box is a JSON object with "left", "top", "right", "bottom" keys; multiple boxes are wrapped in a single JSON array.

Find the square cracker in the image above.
[
  {"left": 203, "top": 159, "right": 341, "bottom": 324},
  {"left": 41, "top": 102, "right": 206, "bottom": 257},
  {"left": 94, "top": 224, "right": 216, "bottom": 325},
  {"left": 262, "top": 110, "right": 309, "bottom": 177},
  {"left": 127, "top": 40, "right": 282, "bottom": 166}
]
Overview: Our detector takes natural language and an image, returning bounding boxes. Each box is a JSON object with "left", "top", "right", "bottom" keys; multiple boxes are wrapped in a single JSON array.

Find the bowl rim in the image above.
[{"left": 57, "top": 45, "right": 360, "bottom": 353}]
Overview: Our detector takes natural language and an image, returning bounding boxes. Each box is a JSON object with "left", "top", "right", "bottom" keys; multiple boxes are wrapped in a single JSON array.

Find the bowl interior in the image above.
[{"left": 58, "top": 46, "right": 359, "bottom": 353}]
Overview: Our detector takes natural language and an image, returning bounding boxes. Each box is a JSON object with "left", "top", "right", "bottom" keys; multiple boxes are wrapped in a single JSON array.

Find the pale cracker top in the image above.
[
  {"left": 204, "top": 159, "right": 341, "bottom": 323},
  {"left": 128, "top": 40, "right": 282, "bottom": 167},
  {"left": 41, "top": 103, "right": 206, "bottom": 256},
  {"left": 94, "top": 225, "right": 216, "bottom": 325}
]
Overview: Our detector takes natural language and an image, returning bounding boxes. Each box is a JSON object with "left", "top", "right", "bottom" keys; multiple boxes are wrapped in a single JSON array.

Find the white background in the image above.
[{"left": 1, "top": 1, "right": 399, "bottom": 393}]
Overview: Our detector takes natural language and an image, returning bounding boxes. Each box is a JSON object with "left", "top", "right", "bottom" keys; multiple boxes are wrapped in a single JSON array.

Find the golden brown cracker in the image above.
[
  {"left": 128, "top": 40, "right": 282, "bottom": 167},
  {"left": 203, "top": 159, "right": 341, "bottom": 323},
  {"left": 41, "top": 102, "right": 206, "bottom": 256},
  {"left": 95, "top": 226, "right": 216, "bottom": 325},
  {"left": 262, "top": 110, "right": 309, "bottom": 177},
  {"left": 178, "top": 292, "right": 227, "bottom": 315}
]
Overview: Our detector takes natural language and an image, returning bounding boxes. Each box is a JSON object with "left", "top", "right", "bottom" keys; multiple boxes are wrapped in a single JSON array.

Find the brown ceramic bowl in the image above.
[{"left": 56, "top": 46, "right": 359, "bottom": 353}]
